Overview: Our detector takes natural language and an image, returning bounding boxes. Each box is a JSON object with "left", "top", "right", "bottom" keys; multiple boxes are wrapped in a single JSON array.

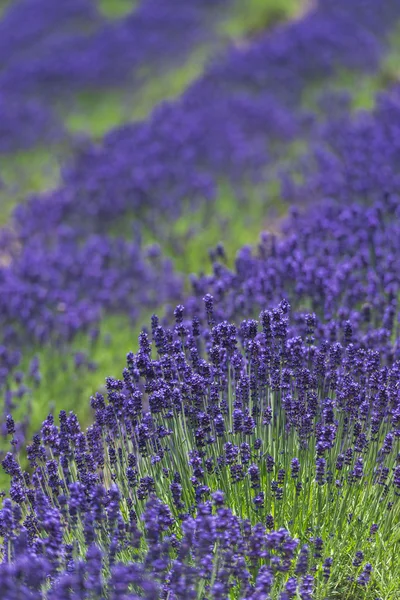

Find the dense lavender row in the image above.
[
  {"left": 204, "top": 0, "right": 397, "bottom": 97},
  {"left": 0, "top": 0, "right": 229, "bottom": 152},
  {"left": 0, "top": 229, "right": 179, "bottom": 345},
  {"left": 0, "top": 0, "right": 224, "bottom": 97},
  {"left": 0, "top": 0, "right": 99, "bottom": 64},
  {"left": 1, "top": 304, "right": 399, "bottom": 597},
  {"left": 0, "top": 95, "right": 62, "bottom": 154}
]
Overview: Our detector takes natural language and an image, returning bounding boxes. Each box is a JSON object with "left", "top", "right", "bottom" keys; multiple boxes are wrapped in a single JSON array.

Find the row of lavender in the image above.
[
  {"left": 2, "top": 301, "right": 399, "bottom": 598},
  {"left": 1, "top": 0, "right": 400, "bottom": 597},
  {"left": 0, "top": 0, "right": 228, "bottom": 152}
]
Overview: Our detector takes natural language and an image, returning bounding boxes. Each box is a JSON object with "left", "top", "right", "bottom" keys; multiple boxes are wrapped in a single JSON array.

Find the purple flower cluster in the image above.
[
  {"left": 0, "top": 491, "right": 304, "bottom": 599},
  {"left": 0, "top": 229, "right": 180, "bottom": 345},
  {"left": 0, "top": 95, "right": 62, "bottom": 154},
  {"left": 1, "top": 304, "right": 398, "bottom": 596},
  {"left": 189, "top": 188, "right": 400, "bottom": 358}
]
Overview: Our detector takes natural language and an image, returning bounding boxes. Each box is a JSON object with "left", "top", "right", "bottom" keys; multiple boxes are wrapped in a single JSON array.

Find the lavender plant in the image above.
[{"left": 1, "top": 303, "right": 399, "bottom": 598}]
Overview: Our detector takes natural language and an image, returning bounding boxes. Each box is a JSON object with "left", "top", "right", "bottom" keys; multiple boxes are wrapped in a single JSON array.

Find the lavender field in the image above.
[{"left": 0, "top": 0, "right": 400, "bottom": 598}]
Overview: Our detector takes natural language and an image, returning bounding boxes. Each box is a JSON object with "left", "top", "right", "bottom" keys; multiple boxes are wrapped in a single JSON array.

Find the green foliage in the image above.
[
  {"left": 0, "top": 0, "right": 13, "bottom": 16},
  {"left": 0, "top": 147, "right": 61, "bottom": 225},
  {"left": 97, "top": 0, "right": 137, "bottom": 19},
  {"left": 11, "top": 314, "right": 145, "bottom": 431},
  {"left": 219, "top": 0, "right": 303, "bottom": 40}
]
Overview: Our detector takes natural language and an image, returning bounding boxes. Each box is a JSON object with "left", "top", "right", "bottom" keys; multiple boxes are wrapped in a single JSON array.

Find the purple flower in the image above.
[{"left": 357, "top": 563, "right": 373, "bottom": 586}]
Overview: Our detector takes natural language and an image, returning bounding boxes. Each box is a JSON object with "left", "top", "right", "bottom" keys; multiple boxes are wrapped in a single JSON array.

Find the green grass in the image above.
[
  {"left": 12, "top": 313, "right": 149, "bottom": 432},
  {"left": 97, "top": 0, "right": 137, "bottom": 19},
  {"left": 218, "top": 0, "right": 303, "bottom": 40},
  {"left": 0, "top": 147, "right": 62, "bottom": 225},
  {"left": 0, "top": 0, "right": 13, "bottom": 16}
]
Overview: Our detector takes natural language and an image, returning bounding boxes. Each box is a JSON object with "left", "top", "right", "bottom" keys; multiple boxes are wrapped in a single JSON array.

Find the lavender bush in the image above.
[{"left": 1, "top": 303, "right": 399, "bottom": 598}]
